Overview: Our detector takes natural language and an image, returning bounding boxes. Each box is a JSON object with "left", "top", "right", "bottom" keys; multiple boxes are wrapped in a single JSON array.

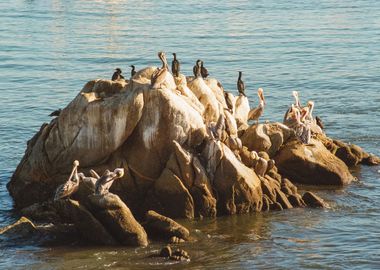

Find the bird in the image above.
[
  {"left": 237, "top": 71, "right": 246, "bottom": 97},
  {"left": 49, "top": 109, "right": 62, "bottom": 117},
  {"left": 315, "top": 116, "right": 324, "bottom": 130},
  {"left": 224, "top": 92, "right": 234, "bottom": 113},
  {"left": 200, "top": 61, "right": 209, "bottom": 78},
  {"left": 77, "top": 172, "right": 97, "bottom": 191},
  {"left": 292, "top": 90, "right": 302, "bottom": 109},
  {"left": 210, "top": 114, "right": 225, "bottom": 140},
  {"left": 193, "top": 59, "right": 201, "bottom": 77},
  {"left": 130, "top": 65, "right": 136, "bottom": 77},
  {"left": 251, "top": 151, "right": 268, "bottom": 177},
  {"left": 151, "top": 51, "right": 170, "bottom": 89},
  {"left": 171, "top": 53, "right": 180, "bottom": 77},
  {"left": 111, "top": 68, "right": 125, "bottom": 81},
  {"left": 248, "top": 88, "right": 266, "bottom": 125},
  {"left": 95, "top": 168, "right": 124, "bottom": 195},
  {"left": 54, "top": 160, "right": 80, "bottom": 201},
  {"left": 295, "top": 108, "right": 311, "bottom": 144}
]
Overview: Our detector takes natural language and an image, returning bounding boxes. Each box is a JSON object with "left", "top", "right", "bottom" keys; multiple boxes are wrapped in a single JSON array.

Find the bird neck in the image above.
[{"left": 238, "top": 72, "right": 242, "bottom": 80}]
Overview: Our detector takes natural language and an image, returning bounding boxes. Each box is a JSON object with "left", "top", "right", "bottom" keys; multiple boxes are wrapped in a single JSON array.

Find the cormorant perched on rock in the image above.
[
  {"left": 130, "top": 65, "right": 136, "bottom": 77},
  {"left": 49, "top": 108, "right": 61, "bottom": 117},
  {"left": 171, "top": 53, "right": 180, "bottom": 77},
  {"left": 315, "top": 116, "right": 324, "bottom": 130},
  {"left": 224, "top": 92, "right": 234, "bottom": 113},
  {"left": 200, "top": 61, "right": 209, "bottom": 78},
  {"left": 193, "top": 59, "right": 201, "bottom": 77},
  {"left": 237, "top": 71, "right": 246, "bottom": 97},
  {"left": 112, "top": 68, "right": 125, "bottom": 81},
  {"left": 54, "top": 160, "right": 80, "bottom": 201}
]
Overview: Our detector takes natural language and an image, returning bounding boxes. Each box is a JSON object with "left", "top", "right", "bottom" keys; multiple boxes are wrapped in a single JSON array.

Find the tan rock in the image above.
[
  {"left": 145, "top": 210, "right": 190, "bottom": 240},
  {"left": 274, "top": 139, "right": 354, "bottom": 185},
  {"left": 88, "top": 193, "right": 148, "bottom": 247},
  {"left": 240, "top": 123, "right": 294, "bottom": 157},
  {"left": 302, "top": 192, "right": 328, "bottom": 208}
]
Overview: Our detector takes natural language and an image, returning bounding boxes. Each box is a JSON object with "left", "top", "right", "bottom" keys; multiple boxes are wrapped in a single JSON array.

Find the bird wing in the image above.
[
  {"left": 54, "top": 180, "right": 78, "bottom": 201},
  {"left": 248, "top": 106, "right": 263, "bottom": 121}
]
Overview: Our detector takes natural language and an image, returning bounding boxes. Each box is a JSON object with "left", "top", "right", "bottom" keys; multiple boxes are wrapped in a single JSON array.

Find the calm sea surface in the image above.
[{"left": 1, "top": 0, "right": 380, "bottom": 269}]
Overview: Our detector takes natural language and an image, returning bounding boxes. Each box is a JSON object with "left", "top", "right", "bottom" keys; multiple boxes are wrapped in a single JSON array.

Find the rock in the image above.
[
  {"left": 362, "top": 155, "right": 380, "bottom": 166},
  {"left": 302, "top": 191, "right": 328, "bottom": 208},
  {"left": 190, "top": 184, "right": 217, "bottom": 218},
  {"left": 8, "top": 78, "right": 207, "bottom": 209},
  {"left": 144, "top": 210, "right": 190, "bottom": 240},
  {"left": 275, "top": 189, "right": 293, "bottom": 209},
  {"left": 203, "top": 140, "right": 262, "bottom": 215},
  {"left": 274, "top": 139, "right": 354, "bottom": 185},
  {"left": 261, "top": 195, "right": 271, "bottom": 212},
  {"left": 20, "top": 200, "right": 62, "bottom": 223},
  {"left": 169, "top": 236, "right": 185, "bottom": 244},
  {"left": 287, "top": 194, "right": 306, "bottom": 208},
  {"left": 88, "top": 193, "right": 148, "bottom": 247},
  {"left": 0, "top": 217, "right": 37, "bottom": 238},
  {"left": 154, "top": 168, "right": 195, "bottom": 219},
  {"left": 269, "top": 202, "right": 283, "bottom": 211},
  {"left": 240, "top": 123, "right": 294, "bottom": 157},
  {"left": 160, "top": 245, "right": 172, "bottom": 257},
  {"left": 54, "top": 199, "right": 117, "bottom": 245},
  {"left": 335, "top": 145, "right": 361, "bottom": 167},
  {"left": 170, "top": 249, "right": 190, "bottom": 261},
  {"left": 281, "top": 178, "right": 298, "bottom": 196}
]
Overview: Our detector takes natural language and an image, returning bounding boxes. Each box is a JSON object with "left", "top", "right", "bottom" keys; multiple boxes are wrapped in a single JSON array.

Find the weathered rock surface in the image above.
[
  {"left": 0, "top": 217, "right": 37, "bottom": 238},
  {"left": 240, "top": 123, "right": 294, "bottom": 157},
  {"left": 88, "top": 193, "right": 148, "bottom": 247},
  {"left": 274, "top": 139, "right": 354, "bottom": 185},
  {"left": 144, "top": 210, "right": 190, "bottom": 240},
  {"left": 302, "top": 191, "right": 328, "bottom": 208}
]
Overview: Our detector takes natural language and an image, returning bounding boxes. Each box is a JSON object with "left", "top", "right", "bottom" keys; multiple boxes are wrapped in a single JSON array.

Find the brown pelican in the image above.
[
  {"left": 295, "top": 108, "right": 311, "bottom": 144},
  {"left": 112, "top": 68, "right": 125, "bottom": 81},
  {"left": 251, "top": 151, "right": 268, "bottom": 177},
  {"left": 292, "top": 90, "right": 302, "bottom": 109},
  {"left": 210, "top": 114, "right": 225, "bottom": 140},
  {"left": 54, "top": 160, "right": 80, "bottom": 201},
  {"left": 237, "top": 71, "right": 246, "bottom": 97},
  {"left": 49, "top": 108, "right": 61, "bottom": 117},
  {"left": 200, "top": 61, "right": 209, "bottom": 78},
  {"left": 248, "top": 88, "right": 265, "bottom": 125},
  {"left": 95, "top": 168, "right": 124, "bottom": 195},
  {"left": 130, "top": 65, "right": 136, "bottom": 77},
  {"left": 171, "top": 53, "right": 180, "bottom": 77},
  {"left": 77, "top": 172, "right": 97, "bottom": 191},
  {"left": 151, "top": 52, "right": 169, "bottom": 89}
]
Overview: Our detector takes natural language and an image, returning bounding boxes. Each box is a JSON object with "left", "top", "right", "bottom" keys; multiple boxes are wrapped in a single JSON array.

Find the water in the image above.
[{"left": 1, "top": 0, "right": 380, "bottom": 269}]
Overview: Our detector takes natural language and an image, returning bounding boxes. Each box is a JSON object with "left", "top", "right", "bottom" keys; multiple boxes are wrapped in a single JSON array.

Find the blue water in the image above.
[{"left": 1, "top": 0, "right": 380, "bottom": 269}]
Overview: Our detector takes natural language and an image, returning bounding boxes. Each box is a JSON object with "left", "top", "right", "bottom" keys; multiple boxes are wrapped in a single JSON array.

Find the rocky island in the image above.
[{"left": 2, "top": 53, "right": 379, "bottom": 249}]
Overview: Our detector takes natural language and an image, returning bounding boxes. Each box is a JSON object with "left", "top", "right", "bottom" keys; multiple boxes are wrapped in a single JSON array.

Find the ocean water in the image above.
[{"left": 0, "top": 0, "right": 379, "bottom": 269}]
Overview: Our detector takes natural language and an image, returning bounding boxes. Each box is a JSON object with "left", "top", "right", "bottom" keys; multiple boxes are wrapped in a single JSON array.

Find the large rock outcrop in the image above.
[{"left": 274, "top": 139, "right": 354, "bottom": 185}]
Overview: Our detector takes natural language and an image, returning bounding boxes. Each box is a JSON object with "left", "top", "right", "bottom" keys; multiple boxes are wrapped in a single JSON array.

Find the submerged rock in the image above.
[
  {"left": 302, "top": 191, "right": 328, "bottom": 208},
  {"left": 0, "top": 217, "right": 37, "bottom": 238},
  {"left": 144, "top": 210, "right": 190, "bottom": 241}
]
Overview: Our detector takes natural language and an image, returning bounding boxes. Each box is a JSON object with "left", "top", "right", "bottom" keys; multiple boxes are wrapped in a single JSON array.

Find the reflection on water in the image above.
[{"left": 0, "top": 0, "right": 380, "bottom": 269}]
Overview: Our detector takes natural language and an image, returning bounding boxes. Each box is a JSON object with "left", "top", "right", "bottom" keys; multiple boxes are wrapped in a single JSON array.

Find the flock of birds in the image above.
[
  {"left": 110, "top": 52, "right": 324, "bottom": 144},
  {"left": 54, "top": 160, "right": 124, "bottom": 201},
  {"left": 53, "top": 52, "right": 325, "bottom": 201}
]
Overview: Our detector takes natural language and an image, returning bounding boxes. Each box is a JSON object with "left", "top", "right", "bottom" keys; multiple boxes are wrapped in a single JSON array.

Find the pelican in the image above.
[
  {"left": 251, "top": 151, "right": 268, "bottom": 177},
  {"left": 151, "top": 52, "right": 169, "bottom": 89},
  {"left": 171, "top": 53, "right": 180, "bottom": 77},
  {"left": 54, "top": 160, "right": 80, "bottom": 201},
  {"left": 111, "top": 68, "right": 124, "bottom": 81},
  {"left": 248, "top": 88, "right": 265, "bottom": 125},
  {"left": 210, "top": 114, "right": 225, "bottom": 140},
  {"left": 76, "top": 173, "right": 97, "bottom": 191},
  {"left": 95, "top": 168, "right": 124, "bottom": 195},
  {"left": 130, "top": 65, "right": 136, "bottom": 77},
  {"left": 237, "top": 71, "right": 246, "bottom": 97},
  {"left": 283, "top": 104, "right": 297, "bottom": 126},
  {"left": 292, "top": 90, "right": 302, "bottom": 109},
  {"left": 295, "top": 108, "right": 311, "bottom": 144}
]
